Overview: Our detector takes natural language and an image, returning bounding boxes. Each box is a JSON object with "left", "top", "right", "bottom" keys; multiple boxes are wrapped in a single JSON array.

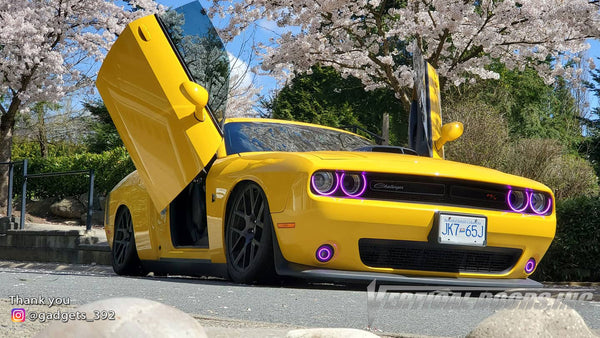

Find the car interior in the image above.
[{"left": 170, "top": 174, "right": 209, "bottom": 248}]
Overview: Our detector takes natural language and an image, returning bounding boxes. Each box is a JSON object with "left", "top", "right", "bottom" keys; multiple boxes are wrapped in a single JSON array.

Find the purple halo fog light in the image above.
[
  {"left": 316, "top": 244, "right": 334, "bottom": 263},
  {"left": 311, "top": 171, "right": 339, "bottom": 196},
  {"left": 524, "top": 258, "right": 536, "bottom": 274},
  {"left": 339, "top": 172, "right": 368, "bottom": 198},
  {"left": 530, "top": 192, "right": 552, "bottom": 215},
  {"left": 507, "top": 189, "right": 529, "bottom": 213}
]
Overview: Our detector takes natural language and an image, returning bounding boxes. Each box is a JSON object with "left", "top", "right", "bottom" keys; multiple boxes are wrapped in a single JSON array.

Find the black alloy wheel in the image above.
[
  {"left": 112, "top": 206, "right": 144, "bottom": 276},
  {"left": 225, "top": 183, "right": 275, "bottom": 283}
]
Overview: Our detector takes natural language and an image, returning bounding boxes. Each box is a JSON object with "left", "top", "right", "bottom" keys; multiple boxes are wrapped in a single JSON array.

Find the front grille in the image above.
[
  {"left": 362, "top": 173, "right": 517, "bottom": 213},
  {"left": 359, "top": 238, "right": 522, "bottom": 274}
]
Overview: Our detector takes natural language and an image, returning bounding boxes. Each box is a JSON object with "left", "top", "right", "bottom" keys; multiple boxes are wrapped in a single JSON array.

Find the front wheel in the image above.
[
  {"left": 225, "top": 183, "right": 275, "bottom": 284},
  {"left": 112, "top": 206, "right": 145, "bottom": 276}
]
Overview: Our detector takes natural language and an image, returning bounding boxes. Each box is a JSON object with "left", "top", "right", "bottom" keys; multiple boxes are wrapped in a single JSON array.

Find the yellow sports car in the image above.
[{"left": 97, "top": 2, "right": 555, "bottom": 287}]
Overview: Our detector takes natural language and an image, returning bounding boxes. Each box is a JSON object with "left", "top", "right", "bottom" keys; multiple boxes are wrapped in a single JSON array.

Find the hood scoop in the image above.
[{"left": 354, "top": 145, "right": 418, "bottom": 156}]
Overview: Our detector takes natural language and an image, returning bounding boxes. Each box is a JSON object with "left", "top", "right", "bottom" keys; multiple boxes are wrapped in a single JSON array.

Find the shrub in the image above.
[
  {"left": 445, "top": 104, "right": 599, "bottom": 201},
  {"left": 444, "top": 101, "right": 509, "bottom": 170},
  {"left": 13, "top": 147, "right": 135, "bottom": 200},
  {"left": 533, "top": 196, "right": 600, "bottom": 281},
  {"left": 541, "top": 153, "right": 600, "bottom": 200}
]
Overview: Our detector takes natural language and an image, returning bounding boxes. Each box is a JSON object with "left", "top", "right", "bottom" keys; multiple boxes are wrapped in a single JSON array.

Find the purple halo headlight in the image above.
[
  {"left": 316, "top": 244, "right": 334, "bottom": 263},
  {"left": 311, "top": 171, "right": 338, "bottom": 195},
  {"left": 530, "top": 192, "right": 552, "bottom": 215},
  {"left": 507, "top": 189, "right": 529, "bottom": 213},
  {"left": 524, "top": 258, "right": 536, "bottom": 274},
  {"left": 339, "top": 172, "right": 367, "bottom": 198}
]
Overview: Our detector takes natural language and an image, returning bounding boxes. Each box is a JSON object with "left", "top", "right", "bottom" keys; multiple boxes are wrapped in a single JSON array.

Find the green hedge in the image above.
[
  {"left": 13, "top": 147, "right": 135, "bottom": 200},
  {"left": 533, "top": 196, "right": 600, "bottom": 282}
]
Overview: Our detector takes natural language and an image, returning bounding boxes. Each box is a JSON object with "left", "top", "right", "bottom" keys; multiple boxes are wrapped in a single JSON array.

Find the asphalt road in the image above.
[{"left": 1, "top": 261, "right": 599, "bottom": 337}]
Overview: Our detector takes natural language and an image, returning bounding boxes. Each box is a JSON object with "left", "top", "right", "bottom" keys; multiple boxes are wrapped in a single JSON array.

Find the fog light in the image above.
[
  {"left": 524, "top": 258, "right": 536, "bottom": 274},
  {"left": 316, "top": 244, "right": 334, "bottom": 263}
]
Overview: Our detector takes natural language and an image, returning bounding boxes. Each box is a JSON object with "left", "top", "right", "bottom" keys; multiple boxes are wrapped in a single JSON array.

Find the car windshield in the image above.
[{"left": 224, "top": 121, "right": 373, "bottom": 154}]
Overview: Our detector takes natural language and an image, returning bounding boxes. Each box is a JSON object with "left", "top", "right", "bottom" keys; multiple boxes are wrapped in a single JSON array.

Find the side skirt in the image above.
[{"left": 141, "top": 258, "right": 228, "bottom": 279}]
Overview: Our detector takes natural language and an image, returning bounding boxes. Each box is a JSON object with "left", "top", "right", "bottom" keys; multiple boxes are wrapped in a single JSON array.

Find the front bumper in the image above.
[
  {"left": 271, "top": 195, "right": 555, "bottom": 281},
  {"left": 275, "top": 261, "right": 542, "bottom": 288}
]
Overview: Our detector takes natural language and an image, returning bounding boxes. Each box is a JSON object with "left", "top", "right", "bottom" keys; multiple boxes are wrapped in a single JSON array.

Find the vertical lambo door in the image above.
[{"left": 96, "top": 2, "right": 230, "bottom": 272}]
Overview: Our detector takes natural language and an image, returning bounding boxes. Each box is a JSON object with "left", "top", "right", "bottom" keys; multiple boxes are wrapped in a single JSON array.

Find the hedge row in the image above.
[
  {"left": 13, "top": 147, "right": 135, "bottom": 200},
  {"left": 533, "top": 195, "right": 600, "bottom": 282}
]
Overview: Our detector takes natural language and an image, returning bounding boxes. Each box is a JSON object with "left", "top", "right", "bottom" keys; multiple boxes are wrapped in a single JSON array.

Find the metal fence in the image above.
[{"left": 2, "top": 159, "right": 95, "bottom": 231}]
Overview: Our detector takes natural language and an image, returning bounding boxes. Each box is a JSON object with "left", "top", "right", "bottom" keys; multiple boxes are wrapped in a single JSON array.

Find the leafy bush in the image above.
[
  {"left": 502, "top": 138, "right": 599, "bottom": 200},
  {"left": 13, "top": 147, "right": 134, "bottom": 200},
  {"left": 12, "top": 139, "right": 87, "bottom": 158},
  {"left": 533, "top": 196, "right": 600, "bottom": 281},
  {"left": 443, "top": 101, "right": 509, "bottom": 170},
  {"left": 444, "top": 102, "right": 599, "bottom": 200}
]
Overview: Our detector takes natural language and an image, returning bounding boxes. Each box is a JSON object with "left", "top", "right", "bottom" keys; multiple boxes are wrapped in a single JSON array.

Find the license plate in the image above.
[{"left": 438, "top": 214, "right": 487, "bottom": 246}]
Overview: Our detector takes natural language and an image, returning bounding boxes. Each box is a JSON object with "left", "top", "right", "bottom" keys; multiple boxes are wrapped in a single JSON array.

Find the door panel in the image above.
[{"left": 96, "top": 14, "right": 223, "bottom": 211}]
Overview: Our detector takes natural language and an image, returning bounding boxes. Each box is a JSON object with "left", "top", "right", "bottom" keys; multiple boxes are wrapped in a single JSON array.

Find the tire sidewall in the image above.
[
  {"left": 112, "top": 207, "right": 143, "bottom": 275},
  {"left": 225, "top": 183, "right": 275, "bottom": 283}
]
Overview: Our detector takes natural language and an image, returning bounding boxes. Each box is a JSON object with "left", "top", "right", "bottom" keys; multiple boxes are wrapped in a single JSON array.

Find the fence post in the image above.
[
  {"left": 6, "top": 162, "right": 13, "bottom": 218},
  {"left": 86, "top": 169, "right": 95, "bottom": 231},
  {"left": 19, "top": 159, "right": 28, "bottom": 230}
]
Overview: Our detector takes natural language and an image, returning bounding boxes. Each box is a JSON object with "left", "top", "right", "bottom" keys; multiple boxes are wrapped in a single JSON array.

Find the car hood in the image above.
[{"left": 303, "top": 151, "right": 551, "bottom": 192}]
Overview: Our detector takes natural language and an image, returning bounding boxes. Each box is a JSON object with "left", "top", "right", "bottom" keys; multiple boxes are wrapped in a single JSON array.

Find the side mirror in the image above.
[
  {"left": 435, "top": 122, "right": 464, "bottom": 150},
  {"left": 181, "top": 81, "right": 209, "bottom": 121}
]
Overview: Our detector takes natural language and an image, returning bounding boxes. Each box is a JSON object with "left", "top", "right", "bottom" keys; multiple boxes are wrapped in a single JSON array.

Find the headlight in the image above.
[
  {"left": 530, "top": 192, "right": 552, "bottom": 215},
  {"left": 311, "top": 171, "right": 338, "bottom": 195},
  {"left": 340, "top": 172, "right": 367, "bottom": 198},
  {"left": 507, "top": 189, "right": 528, "bottom": 212}
]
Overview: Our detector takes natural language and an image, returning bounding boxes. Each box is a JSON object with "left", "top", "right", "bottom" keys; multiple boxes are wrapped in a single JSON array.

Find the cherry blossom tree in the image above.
[
  {"left": 211, "top": 0, "right": 600, "bottom": 111},
  {"left": 0, "top": 0, "right": 161, "bottom": 210},
  {"left": 226, "top": 53, "right": 262, "bottom": 117}
]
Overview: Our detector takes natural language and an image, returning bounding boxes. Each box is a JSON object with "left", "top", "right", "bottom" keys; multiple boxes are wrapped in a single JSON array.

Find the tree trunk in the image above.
[
  {"left": 37, "top": 108, "right": 48, "bottom": 158},
  {"left": 0, "top": 97, "right": 20, "bottom": 210},
  {"left": 0, "top": 120, "right": 14, "bottom": 211}
]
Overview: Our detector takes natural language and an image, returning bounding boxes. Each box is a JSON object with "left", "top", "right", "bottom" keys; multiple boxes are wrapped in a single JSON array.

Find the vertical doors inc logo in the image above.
[{"left": 11, "top": 308, "right": 25, "bottom": 322}]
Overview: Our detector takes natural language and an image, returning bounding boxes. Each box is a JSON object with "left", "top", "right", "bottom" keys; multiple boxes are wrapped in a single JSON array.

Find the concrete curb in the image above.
[{"left": 0, "top": 218, "right": 110, "bottom": 265}]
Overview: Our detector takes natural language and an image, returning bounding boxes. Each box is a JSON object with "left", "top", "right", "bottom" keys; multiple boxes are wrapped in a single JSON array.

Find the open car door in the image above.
[
  {"left": 409, "top": 48, "right": 443, "bottom": 158},
  {"left": 96, "top": 2, "right": 228, "bottom": 211}
]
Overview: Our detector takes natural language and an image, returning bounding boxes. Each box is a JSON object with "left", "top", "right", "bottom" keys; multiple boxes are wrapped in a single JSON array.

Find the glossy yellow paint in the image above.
[
  {"left": 435, "top": 122, "right": 464, "bottom": 151},
  {"left": 104, "top": 120, "right": 555, "bottom": 280},
  {"left": 427, "top": 62, "right": 444, "bottom": 159},
  {"left": 96, "top": 15, "right": 222, "bottom": 212}
]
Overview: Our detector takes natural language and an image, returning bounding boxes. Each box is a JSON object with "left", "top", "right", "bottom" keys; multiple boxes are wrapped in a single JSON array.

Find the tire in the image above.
[
  {"left": 112, "top": 206, "right": 145, "bottom": 276},
  {"left": 225, "top": 182, "right": 275, "bottom": 284}
]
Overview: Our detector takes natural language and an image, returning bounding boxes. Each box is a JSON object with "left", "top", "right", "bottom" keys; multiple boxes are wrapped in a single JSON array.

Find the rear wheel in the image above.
[
  {"left": 225, "top": 183, "right": 275, "bottom": 283},
  {"left": 112, "top": 206, "right": 145, "bottom": 276}
]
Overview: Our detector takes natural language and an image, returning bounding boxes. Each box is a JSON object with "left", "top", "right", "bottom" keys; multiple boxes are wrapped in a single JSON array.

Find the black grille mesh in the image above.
[{"left": 359, "top": 238, "right": 522, "bottom": 273}]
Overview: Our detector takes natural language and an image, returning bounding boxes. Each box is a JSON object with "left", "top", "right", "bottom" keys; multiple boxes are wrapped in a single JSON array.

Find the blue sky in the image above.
[{"left": 157, "top": 0, "right": 600, "bottom": 114}]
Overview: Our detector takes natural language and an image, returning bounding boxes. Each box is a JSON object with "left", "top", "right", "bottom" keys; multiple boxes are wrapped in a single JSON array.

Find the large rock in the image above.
[
  {"left": 37, "top": 297, "right": 207, "bottom": 337},
  {"left": 467, "top": 307, "right": 597, "bottom": 338},
  {"left": 80, "top": 210, "right": 105, "bottom": 226},
  {"left": 50, "top": 197, "right": 86, "bottom": 219}
]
